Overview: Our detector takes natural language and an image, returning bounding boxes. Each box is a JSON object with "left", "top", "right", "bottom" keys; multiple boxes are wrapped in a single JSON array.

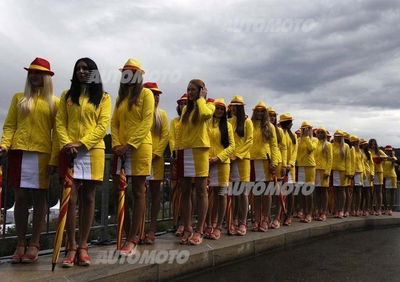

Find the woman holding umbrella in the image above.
[
  {"left": 56, "top": 57, "right": 111, "bottom": 267},
  {"left": 111, "top": 58, "right": 154, "bottom": 255},
  {"left": 0, "top": 58, "right": 59, "bottom": 263},
  {"left": 143, "top": 82, "right": 169, "bottom": 244}
]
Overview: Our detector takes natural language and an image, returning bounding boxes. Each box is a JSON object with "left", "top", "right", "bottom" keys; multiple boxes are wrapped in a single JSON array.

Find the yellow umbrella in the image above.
[
  {"left": 116, "top": 156, "right": 127, "bottom": 251},
  {"left": 52, "top": 154, "right": 75, "bottom": 271}
]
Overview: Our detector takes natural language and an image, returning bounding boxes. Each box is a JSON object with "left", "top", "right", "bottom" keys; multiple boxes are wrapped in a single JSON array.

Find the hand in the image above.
[
  {"left": 270, "top": 164, "right": 277, "bottom": 173},
  {"left": 281, "top": 167, "right": 287, "bottom": 177},
  {"left": 0, "top": 146, "right": 7, "bottom": 157},
  {"left": 231, "top": 156, "right": 237, "bottom": 161},
  {"left": 46, "top": 165, "right": 57, "bottom": 176},
  {"left": 209, "top": 157, "right": 220, "bottom": 164},
  {"left": 199, "top": 87, "right": 208, "bottom": 99},
  {"left": 114, "top": 144, "right": 132, "bottom": 156},
  {"left": 152, "top": 154, "right": 160, "bottom": 160}
]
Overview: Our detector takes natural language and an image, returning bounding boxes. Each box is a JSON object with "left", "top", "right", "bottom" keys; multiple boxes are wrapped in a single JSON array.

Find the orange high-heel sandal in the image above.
[
  {"left": 210, "top": 227, "right": 221, "bottom": 240},
  {"left": 62, "top": 248, "right": 77, "bottom": 268},
  {"left": 180, "top": 228, "right": 193, "bottom": 245},
  {"left": 189, "top": 231, "right": 203, "bottom": 245},
  {"left": 77, "top": 246, "right": 91, "bottom": 266},
  {"left": 11, "top": 244, "right": 26, "bottom": 264},
  {"left": 21, "top": 244, "right": 40, "bottom": 263},
  {"left": 120, "top": 239, "right": 138, "bottom": 257},
  {"left": 144, "top": 233, "right": 156, "bottom": 245}
]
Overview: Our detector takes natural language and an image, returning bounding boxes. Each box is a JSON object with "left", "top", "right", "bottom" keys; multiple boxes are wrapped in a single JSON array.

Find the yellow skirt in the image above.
[
  {"left": 230, "top": 158, "right": 250, "bottom": 182},
  {"left": 147, "top": 156, "right": 165, "bottom": 181},
  {"left": 114, "top": 143, "right": 152, "bottom": 176},
  {"left": 332, "top": 170, "right": 346, "bottom": 187},
  {"left": 177, "top": 148, "right": 209, "bottom": 177},
  {"left": 297, "top": 166, "right": 316, "bottom": 184},
  {"left": 209, "top": 163, "right": 230, "bottom": 187},
  {"left": 315, "top": 169, "right": 329, "bottom": 187},
  {"left": 374, "top": 172, "right": 384, "bottom": 185},
  {"left": 384, "top": 177, "right": 397, "bottom": 189}
]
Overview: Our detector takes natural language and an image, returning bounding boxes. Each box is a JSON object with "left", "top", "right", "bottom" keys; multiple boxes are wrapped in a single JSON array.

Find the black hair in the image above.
[
  {"left": 215, "top": 108, "right": 229, "bottom": 148},
  {"left": 66, "top": 57, "right": 104, "bottom": 107},
  {"left": 235, "top": 105, "right": 246, "bottom": 137},
  {"left": 280, "top": 120, "right": 297, "bottom": 145}
]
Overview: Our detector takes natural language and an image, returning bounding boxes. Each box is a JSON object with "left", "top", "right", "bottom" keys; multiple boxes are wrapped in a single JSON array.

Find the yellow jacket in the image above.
[
  {"left": 331, "top": 142, "right": 351, "bottom": 174},
  {"left": 1, "top": 92, "right": 60, "bottom": 166},
  {"left": 363, "top": 150, "right": 375, "bottom": 179},
  {"left": 176, "top": 98, "right": 215, "bottom": 150},
  {"left": 315, "top": 140, "right": 333, "bottom": 175},
  {"left": 371, "top": 149, "right": 387, "bottom": 173},
  {"left": 250, "top": 120, "right": 279, "bottom": 165},
  {"left": 207, "top": 118, "right": 235, "bottom": 163},
  {"left": 151, "top": 109, "right": 169, "bottom": 157},
  {"left": 283, "top": 130, "right": 298, "bottom": 167},
  {"left": 57, "top": 89, "right": 111, "bottom": 150},
  {"left": 111, "top": 88, "right": 154, "bottom": 149},
  {"left": 383, "top": 157, "right": 397, "bottom": 178},
  {"left": 229, "top": 116, "right": 253, "bottom": 160},
  {"left": 169, "top": 116, "right": 180, "bottom": 152},
  {"left": 349, "top": 146, "right": 355, "bottom": 176},
  {"left": 353, "top": 147, "right": 365, "bottom": 173},
  {"left": 275, "top": 126, "right": 287, "bottom": 166},
  {"left": 296, "top": 136, "right": 317, "bottom": 167}
]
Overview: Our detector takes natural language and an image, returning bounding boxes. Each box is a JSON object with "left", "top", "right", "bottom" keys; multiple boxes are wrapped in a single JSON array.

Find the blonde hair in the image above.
[
  {"left": 152, "top": 104, "right": 163, "bottom": 135},
  {"left": 18, "top": 75, "right": 55, "bottom": 117}
]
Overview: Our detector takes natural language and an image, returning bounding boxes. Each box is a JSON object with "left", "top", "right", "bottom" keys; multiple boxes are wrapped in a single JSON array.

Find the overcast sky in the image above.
[{"left": 0, "top": 0, "right": 399, "bottom": 146}]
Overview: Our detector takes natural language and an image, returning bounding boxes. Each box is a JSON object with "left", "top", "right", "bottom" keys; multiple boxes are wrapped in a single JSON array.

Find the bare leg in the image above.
[
  {"left": 195, "top": 177, "right": 208, "bottom": 233},
  {"left": 374, "top": 184, "right": 382, "bottom": 214},
  {"left": 13, "top": 188, "right": 29, "bottom": 256},
  {"left": 65, "top": 181, "right": 79, "bottom": 259},
  {"left": 78, "top": 182, "right": 97, "bottom": 255},
  {"left": 25, "top": 190, "right": 47, "bottom": 257},
  {"left": 148, "top": 180, "right": 161, "bottom": 234}
]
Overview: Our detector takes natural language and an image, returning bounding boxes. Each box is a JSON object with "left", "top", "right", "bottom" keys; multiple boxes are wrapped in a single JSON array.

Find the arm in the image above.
[
  {"left": 289, "top": 137, "right": 298, "bottom": 167},
  {"left": 80, "top": 94, "right": 112, "bottom": 150},
  {"left": 169, "top": 118, "right": 177, "bottom": 152},
  {"left": 325, "top": 142, "right": 333, "bottom": 176},
  {"left": 153, "top": 110, "right": 169, "bottom": 157},
  {"left": 345, "top": 146, "right": 351, "bottom": 176},
  {"left": 127, "top": 90, "right": 155, "bottom": 149},
  {"left": 197, "top": 97, "right": 214, "bottom": 121},
  {"left": 1, "top": 93, "right": 19, "bottom": 149},
  {"left": 111, "top": 104, "right": 121, "bottom": 148},
  {"left": 217, "top": 122, "right": 235, "bottom": 163},
  {"left": 279, "top": 128, "right": 287, "bottom": 167},
  {"left": 55, "top": 91, "right": 73, "bottom": 148},
  {"left": 236, "top": 119, "right": 253, "bottom": 159},
  {"left": 49, "top": 98, "right": 60, "bottom": 166},
  {"left": 269, "top": 123, "right": 279, "bottom": 166}
]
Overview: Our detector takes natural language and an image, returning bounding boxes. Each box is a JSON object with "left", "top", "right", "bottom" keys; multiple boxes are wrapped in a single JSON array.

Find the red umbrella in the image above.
[{"left": 116, "top": 156, "right": 127, "bottom": 251}]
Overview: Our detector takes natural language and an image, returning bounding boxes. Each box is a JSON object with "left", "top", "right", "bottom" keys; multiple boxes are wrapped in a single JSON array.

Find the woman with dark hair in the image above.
[
  {"left": 204, "top": 98, "right": 235, "bottom": 240},
  {"left": 228, "top": 96, "right": 253, "bottom": 235},
  {"left": 383, "top": 145, "right": 397, "bottom": 215},
  {"left": 343, "top": 132, "right": 355, "bottom": 217},
  {"left": 350, "top": 136, "right": 364, "bottom": 216},
  {"left": 56, "top": 57, "right": 111, "bottom": 267},
  {"left": 176, "top": 79, "right": 214, "bottom": 245},
  {"left": 268, "top": 107, "right": 287, "bottom": 229},
  {"left": 111, "top": 59, "right": 154, "bottom": 254},
  {"left": 331, "top": 130, "right": 351, "bottom": 218},
  {"left": 250, "top": 101, "right": 279, "bottom": 231},
  {"left": 360, "top": 139, "right": 374, "bottom": 215},
  {"left": 170, "top": 93, "right": 188, "bottom": 236},
  {"left": 314, "top": 127, "right": 332, "bottom": 221},
  {"left": 369, "top": 138, "right": 387, "bottom": 216},
  {"left": 1, "top": 58, "right": 59, "bottom": 263},
  {"left": 279, "top": 113, "right": 298, "bottom": 226},
  {"left": 143, "top": 82, "right": 169, "bottom": 244}
]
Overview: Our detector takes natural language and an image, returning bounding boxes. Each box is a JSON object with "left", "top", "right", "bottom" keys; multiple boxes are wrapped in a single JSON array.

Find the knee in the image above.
[{"left": 15, "top": 189, "right": 29, "bottom": 203}]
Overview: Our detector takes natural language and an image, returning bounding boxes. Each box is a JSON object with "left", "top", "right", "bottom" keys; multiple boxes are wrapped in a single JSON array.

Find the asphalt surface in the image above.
[{"left": 178, "top": 227, "right": 400, "bottom": 282}]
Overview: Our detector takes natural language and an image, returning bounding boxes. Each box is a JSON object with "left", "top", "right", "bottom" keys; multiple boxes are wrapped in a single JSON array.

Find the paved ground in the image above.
[{"left": 180, "top": 227, "right": 400, "bottom": 282}]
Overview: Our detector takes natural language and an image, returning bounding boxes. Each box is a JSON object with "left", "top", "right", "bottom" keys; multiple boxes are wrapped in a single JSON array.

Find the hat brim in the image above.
[
  {"left": 252, "top": 106, "right": 267, "bottom": 110},
  {"left": 149, "top": 88, "right": 162, "bottom": 94},
  {"left": 24, "top": 67, "right": 54, "bottom": 76},
  {"left": 230, "top": 102, "right": 246, "bottom": 106},
  {"left": 119, "top": 66, "right": 145, "bottom": 74}
]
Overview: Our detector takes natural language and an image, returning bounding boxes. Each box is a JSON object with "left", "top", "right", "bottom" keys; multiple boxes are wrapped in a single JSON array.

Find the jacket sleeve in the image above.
[
  {"left": 350, "top": 148, "right": 356, "bottom": 175},
  {"left": 279, "top": 128, "right": 287, "bottom": 167},
  {"left": 289, "top": 136, "right": 298, "bottom": 167},
  {"left": 49, "top": 97, "right": 60, "bottom": 166},
  {"left": 153, "top": 110, "right": 169, "bottom": 157},
  {"left": 217, "top": 122, "right": 235, "bottom": 163},
  {"left": 236, "top": 119, "right": 253, "bottom": 160},
  {"left": 197, "top": 98, "right": 214, "bottom": 121},
  {"left": 169, "top": 118, "right": 177, "bottom": 152},
  {"left": 127, "top": 90, "right": 155, "bottom": 149},
  {"left": 80, "top": 94, "right": 112, "bottom": 150},
  {"left": 269, "top": 123, "right": 279, "bottom": 166},
  {"left": 1, "top": 93, "right": 20, "bottom": 149},
  {"left": 345, "top": 146, "right": 352, "bottom": 176},
  {"left": 55, "top": 91, "right": 73, "bottom": 148},
  {"left": 302, "top": 136, "right": 317, "bottom": 153},
  {"left": 325, "top": 142, "right": 333, "bottom": 176},
  {"left": 111, "top": 105, "right": 121, "bottom": 148}
]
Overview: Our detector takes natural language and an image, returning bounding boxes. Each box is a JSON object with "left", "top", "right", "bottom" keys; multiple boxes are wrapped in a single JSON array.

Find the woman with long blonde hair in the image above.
[
  {"left": 350, "top": 136, "right": 364, "bottom": 216},
  {"left": 369, "top": 138, "right": 387, "bottom": 216},
  {"left": 314, "top": 127, "right": 332, "bottom": 221},
  {"left": 250, "top": 101, "right": 279, "bottom": 231},
  {"left": 1, "top": 58, "right": 59, "bottom": 263}
]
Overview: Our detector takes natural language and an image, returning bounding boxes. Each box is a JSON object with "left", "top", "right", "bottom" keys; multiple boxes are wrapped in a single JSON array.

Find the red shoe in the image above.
[
  {"left": 175, "top": 225, "right": 184, "bottom": 237},
  {"left": 210, "top": 227, "right": 222, "bottom": 240},
  {"left": 62, "top": 248, "right": 77, "bottom": 268},
  {"left": 259, "top": 220, "right": 269, "bottom": 232},
  {"left": 252, "top": 222, "right": 260, "bottom": 232},
  {"left": 77, "top": 246, "right": 91, "bottom": 266},
  {"left": 11, "top": 244, "right": 26, "bottom": 264},
  {"left": 180, "top": 228, "right": 193, "bottom": 245},
  {"left": 144, "top": 233, "right": 156, "bottom": 245},
  {"left": 236, "top": 223, "right": 247, "bottom": 236},
  {"left": 120, "top": 240, "right": 138, "bottom": 257},
  {"left": 21, "top": 244, "right": 40, "bottom": 263},
  {"left": 228, "top": 224, "right": 237, "bottom": 235},
  {"left": 271, "top": 219, "right": 281, "bottom": 229},
  {"left": 189, "top": 231, "right": 203, "bottom": 245}
]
